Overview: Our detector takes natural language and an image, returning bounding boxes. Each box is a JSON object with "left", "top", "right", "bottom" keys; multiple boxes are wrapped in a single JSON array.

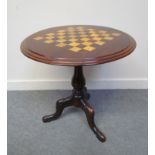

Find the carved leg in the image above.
[
  {"left": 42, "top": 66, "right": 106, "bottom": 142},
  {"left": 42, "top": 96, "right": 73, "bottom": 123},
  {"left": 80, "top": 99, "right": 106, "bottom": 142},
  {"left": 83, "top": 87, "right": 90, "bottom": 100}
]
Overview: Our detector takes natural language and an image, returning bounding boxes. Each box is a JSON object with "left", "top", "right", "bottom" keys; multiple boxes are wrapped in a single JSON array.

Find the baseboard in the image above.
[{"left": 7, "top": 79, "right": 148, "bottom": 90}]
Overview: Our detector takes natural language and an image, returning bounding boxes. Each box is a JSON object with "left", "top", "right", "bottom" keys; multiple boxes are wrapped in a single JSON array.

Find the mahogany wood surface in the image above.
[
  {"left": 20, "top": 25, "right": 136, "bottom": 143},
  {"left": 20, "top": 25, "right": 136, "bottom": 66}
]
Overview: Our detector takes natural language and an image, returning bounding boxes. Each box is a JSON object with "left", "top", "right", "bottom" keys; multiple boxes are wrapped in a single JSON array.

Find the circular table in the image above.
[{"left": 20, "top": 25, "right": 136, "bottom": 142}]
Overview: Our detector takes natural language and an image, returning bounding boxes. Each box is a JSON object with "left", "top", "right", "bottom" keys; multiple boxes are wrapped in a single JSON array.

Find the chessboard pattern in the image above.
[{"left": 33, "top": 26, "right": 121, "bottom": 52}]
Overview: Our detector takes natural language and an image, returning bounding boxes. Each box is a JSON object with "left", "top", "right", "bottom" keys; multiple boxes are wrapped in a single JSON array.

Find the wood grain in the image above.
[{"left": 20, "top": 25, "right": 136, "bottom": 66}]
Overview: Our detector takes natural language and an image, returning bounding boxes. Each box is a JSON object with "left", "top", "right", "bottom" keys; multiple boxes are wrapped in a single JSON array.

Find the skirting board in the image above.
[{"left": 7, "top": 79, "right": 148, "bottom": 90}]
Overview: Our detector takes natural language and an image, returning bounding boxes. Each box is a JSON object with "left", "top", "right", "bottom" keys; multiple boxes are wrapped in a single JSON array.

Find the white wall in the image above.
[{"left": 7, "top": 0, "right": 148, "bottom": 90}]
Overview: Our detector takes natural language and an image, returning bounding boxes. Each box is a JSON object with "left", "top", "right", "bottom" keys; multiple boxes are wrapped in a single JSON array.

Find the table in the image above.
[{"left": 20, "top": 25, "right": 136, "bottom": 142}]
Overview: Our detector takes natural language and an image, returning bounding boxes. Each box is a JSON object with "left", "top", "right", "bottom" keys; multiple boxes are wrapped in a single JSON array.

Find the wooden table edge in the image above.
[{"left": 20, "top": 37, "right": 136, "bottom": 66}]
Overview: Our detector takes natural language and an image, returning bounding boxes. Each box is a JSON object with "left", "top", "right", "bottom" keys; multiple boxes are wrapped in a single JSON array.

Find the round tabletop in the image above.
[{"left": 20, "top": 25, "right": 136, "bottom": 66}]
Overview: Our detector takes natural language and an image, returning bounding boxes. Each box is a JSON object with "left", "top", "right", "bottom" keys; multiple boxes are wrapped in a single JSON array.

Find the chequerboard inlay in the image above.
[{"left": 33, "top": 26, "right": 121, "bottom": 52}]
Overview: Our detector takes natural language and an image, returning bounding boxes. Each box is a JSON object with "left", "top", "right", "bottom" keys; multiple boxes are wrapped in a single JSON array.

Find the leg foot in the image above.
[
  {"left": 80, "top": 99, "right": 106, "bottom": 142},
  {"left": 42, "top": 96, "right": 73, "bottom": 123}
]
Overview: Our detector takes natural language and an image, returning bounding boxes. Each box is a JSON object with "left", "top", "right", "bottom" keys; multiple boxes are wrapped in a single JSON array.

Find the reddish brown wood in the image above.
[
  {"left": 20, "top": 25, "right": 136, "bottom": 66},
  {"left": 20, "top": 25, "right": 136, "bottom": 143},
  {"left": 43, "top": 66, "right": 106, "bottom": 142}
]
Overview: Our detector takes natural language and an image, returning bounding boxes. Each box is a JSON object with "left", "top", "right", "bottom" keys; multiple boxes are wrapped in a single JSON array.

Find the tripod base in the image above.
[{"left": 42, "top": 66, "right": 106, "bottom": 142}]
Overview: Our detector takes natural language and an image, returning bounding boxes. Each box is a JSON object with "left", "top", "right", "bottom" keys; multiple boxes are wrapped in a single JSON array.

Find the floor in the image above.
[{"left": 8, "top": 90, "right": 148, "bottom": 155}]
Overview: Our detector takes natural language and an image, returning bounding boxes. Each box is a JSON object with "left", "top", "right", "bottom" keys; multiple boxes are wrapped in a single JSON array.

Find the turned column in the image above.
[{"left": 72, "top": 66, "right": 89, "bottom": 99}]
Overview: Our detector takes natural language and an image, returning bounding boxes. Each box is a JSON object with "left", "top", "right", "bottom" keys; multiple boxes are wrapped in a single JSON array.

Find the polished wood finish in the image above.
[
  {"left": 42, "top": 66, "right": 106, "bottom": 142},
  {"left": 20, "top": 25, "right": 136, "bottom": 143},
  {"left": 20, "top": 25, "right": 136, "bottom": 66}
]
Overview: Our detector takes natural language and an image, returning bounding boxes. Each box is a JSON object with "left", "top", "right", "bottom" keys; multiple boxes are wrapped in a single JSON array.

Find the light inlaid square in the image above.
[
  {"left": 57, "top": 39, "right": 67, "bottom": 43},
  {"left": 112, "top": 33, "right": 121, "bottom": 36},
  {"left": 82, "top": 42, "right": 93, "bottom": 46},
  {"left": 104, "top": 37, "right": 114, "bottom": 40},
  {"left": 69, "top": 38, "right": 78, "bottom": 42},
  {"left": 68, "top": 35, "right": 77, "bottom": 38},
  {"left": 95, "top": 41, "right": 105, "bottom": 45},
  {"left": 69, "top": 42, "right": 80, "bottom": 47},
  {"left": 81, "top": 38, "right": 90, "bottom": 41},
  {"left": 57, "top": 32, "right": 66, "bottom": 35},
  {"left": 57, "top": 30, "right": 66, "bottom": 33},
  {"left": 70, "top": 47, "right": 81, "bottom": 52},
  {"left": 33, "top": 37, "right": 43, "bottom": 40},
  {"left": 90, "top": 33, "right": 99, "bottom": 37},
  {"left": 92, "top": 37, "right": 102, "bottom": 41},
  {"left": 56, "top": 43, "right": 67, "bottom": 47},
  {"left": 44, "top": 40, "right": 54, "bottom": 43},
  {"left": 100, "top": 33, "right": 110, "bottom": 37},
  {"left": 45, "top": 36, "right": 55, "bottom": 39},
  {"left": 57, "top": 36, "right": 65, "bottom": 39},
  {"left": 83, "top": 46, "right": 96, "bottom": 52},
  {"left": 46, "top": 33, "right": 55, "bottom": 36}
]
